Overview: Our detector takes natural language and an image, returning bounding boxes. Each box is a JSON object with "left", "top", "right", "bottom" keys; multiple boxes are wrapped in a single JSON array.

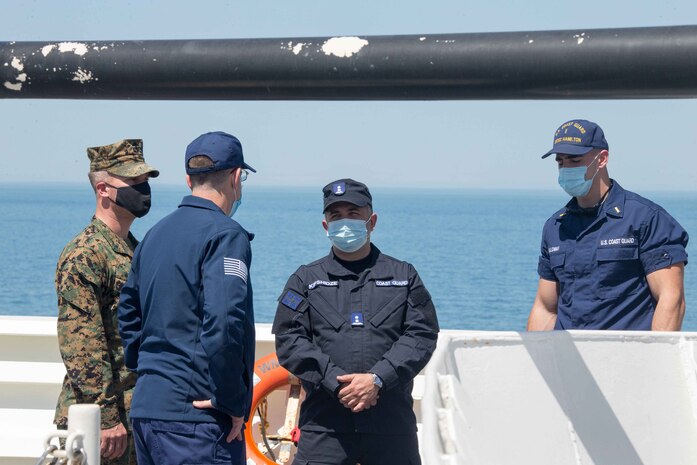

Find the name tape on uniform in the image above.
[
  {"left": 223, "top": 257, "right": 248, "bottom": 283},
  {"left": 599, "top": 237, "right": 636, "bottom": 246},
  {"left": 375, "top": 280, "right": 408, "bottom": 287},
  {"left": 308, "top": 280, "right": 338, "bottom": 290}
]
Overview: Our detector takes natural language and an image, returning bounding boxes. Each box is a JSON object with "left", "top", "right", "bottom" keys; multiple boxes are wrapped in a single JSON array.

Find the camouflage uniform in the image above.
[{"left": 55, "top": 139, "right": 158, "bottom": 465}]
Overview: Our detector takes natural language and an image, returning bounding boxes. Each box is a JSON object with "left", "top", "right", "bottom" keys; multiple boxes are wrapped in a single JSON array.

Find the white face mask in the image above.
[{"left": 558, "top": 153, "right": 600, "bottom": 197}]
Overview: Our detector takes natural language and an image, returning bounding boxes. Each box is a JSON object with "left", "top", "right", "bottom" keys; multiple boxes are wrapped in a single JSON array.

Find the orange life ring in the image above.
[{"left": 244, "top": 352, "right": 296, "bottom": 465}]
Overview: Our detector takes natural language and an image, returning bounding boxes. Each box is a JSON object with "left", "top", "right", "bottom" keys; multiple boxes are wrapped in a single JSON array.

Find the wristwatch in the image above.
[{"left": 370, "top": 372, "right": 383, "bottom": 389}]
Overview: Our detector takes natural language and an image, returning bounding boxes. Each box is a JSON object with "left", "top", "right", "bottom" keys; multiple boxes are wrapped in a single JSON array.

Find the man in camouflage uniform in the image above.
[{"left": 55, "top": 139, "right": 158, "bottom": 465}]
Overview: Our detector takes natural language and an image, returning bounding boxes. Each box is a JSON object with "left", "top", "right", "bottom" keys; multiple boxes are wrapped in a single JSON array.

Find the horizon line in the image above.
[{"left": 2, "top": 181, "right": 697, "bottom": 194}]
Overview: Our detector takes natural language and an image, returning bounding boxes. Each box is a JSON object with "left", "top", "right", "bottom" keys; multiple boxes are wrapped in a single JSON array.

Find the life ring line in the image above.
[{"left": 245, "top": 352, "right": 296, "bottom": 465}]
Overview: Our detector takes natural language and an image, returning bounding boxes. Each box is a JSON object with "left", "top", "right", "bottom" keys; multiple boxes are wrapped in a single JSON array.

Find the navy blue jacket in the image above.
[
  {"left": 118, "top": 196, "right": 255, "bottom": 422},
  {"left": 272, "top": 245, "right": 439, "bottom": 434},
  {"left": 538, "top": 181, "right": 688, "bottom": 330}
]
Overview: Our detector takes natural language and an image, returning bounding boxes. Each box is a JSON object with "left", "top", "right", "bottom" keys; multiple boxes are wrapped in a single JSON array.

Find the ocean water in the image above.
[{"left": 1, "top": 183, "right": 695, "bottom": 331}]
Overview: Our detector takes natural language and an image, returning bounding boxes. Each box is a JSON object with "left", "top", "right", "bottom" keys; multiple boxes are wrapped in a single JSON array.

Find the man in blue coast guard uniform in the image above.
[
  {"left": 273, "top": 179, "right": 440, "bottom": 465},
  {"left": 117, "top": 131, "right": 256, "bottom": 464},
  {"left": 527, "top": 119, "right": 688, "bottom": 331}
]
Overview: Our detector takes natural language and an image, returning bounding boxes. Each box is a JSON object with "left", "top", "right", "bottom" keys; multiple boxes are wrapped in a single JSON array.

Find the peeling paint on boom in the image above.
[{"left": 2, "top": 25, "right": 697, "bottom": 100}]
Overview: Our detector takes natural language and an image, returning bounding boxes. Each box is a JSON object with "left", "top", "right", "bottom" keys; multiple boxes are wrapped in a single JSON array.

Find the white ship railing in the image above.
[
  {"left": 421, "top": 330, "right": 697, "bottom": 465},
  {"left": 8, "top": 316, "right": 695, "bottom": 465},
  {"left": 0, "top": 316, "right": 424, "bottom": 464}
]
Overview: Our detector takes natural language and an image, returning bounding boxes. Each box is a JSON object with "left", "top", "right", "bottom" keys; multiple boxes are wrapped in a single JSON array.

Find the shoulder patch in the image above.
[
  {"left": 409, "top": 286, "right": 432, "bottom": 308},
  {"left": 223, "top": 257, "right": 248, "bottom": 283},
  {"left": 281, "top": 290, "right": 304, "bottom": 311}
]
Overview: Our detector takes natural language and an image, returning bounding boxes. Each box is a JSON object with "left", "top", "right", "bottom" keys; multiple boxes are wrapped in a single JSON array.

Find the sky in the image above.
[{"left": 2, "top": 0, "right": 697, "bottom": 191}]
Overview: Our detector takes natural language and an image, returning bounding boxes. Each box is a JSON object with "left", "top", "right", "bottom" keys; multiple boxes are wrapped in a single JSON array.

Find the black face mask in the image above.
[{"left": 108, "top": 181, "right": 152, "bottom": 218}]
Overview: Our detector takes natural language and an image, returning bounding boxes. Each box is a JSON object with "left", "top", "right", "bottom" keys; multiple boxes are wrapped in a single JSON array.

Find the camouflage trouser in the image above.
[{"left": 57, "top": 410, "right": 136, "bottom": 465}]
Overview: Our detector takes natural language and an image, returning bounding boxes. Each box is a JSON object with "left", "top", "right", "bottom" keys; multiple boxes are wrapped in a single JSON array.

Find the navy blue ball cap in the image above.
[
  {"left": 185, "top": 131, "right": 256, "bottom": 174},
  {"left": 541, "top": 119, "right": 609, "bottom": 159},
  {"left": 323, "top": 178, "right": 372, "bottom": 212}
]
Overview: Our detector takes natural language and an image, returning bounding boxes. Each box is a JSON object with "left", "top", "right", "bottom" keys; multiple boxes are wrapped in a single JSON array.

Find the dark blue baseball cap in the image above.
[
  {"left": 541, "top": 119, "right": 609, "bottom": 159},
  {"left": 185, "top": 131, "right": 256, "bottom": 174}
]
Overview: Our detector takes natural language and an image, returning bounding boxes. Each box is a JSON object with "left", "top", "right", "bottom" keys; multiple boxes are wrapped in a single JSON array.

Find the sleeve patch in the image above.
[
  {"left": 223, "top": 257, "right": 248, "bottom": 283},
  {"left": 409, "top": 286, "right": 432, "bottom": 308},
  {"left": 281, "top": 290, "right": 304, "bottom": 311}
]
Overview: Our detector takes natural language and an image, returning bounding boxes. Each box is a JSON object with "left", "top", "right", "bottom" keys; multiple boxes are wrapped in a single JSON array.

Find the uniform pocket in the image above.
[
  {"left": 595, "top": 246, "right": 641, "bottom": 298},
  {"left": 369, "top": 290, "right": 407, "bottom": 327},
  {"left": 550, "top": 252, "right": 566, "bottom": 269},
  {"left": 597, "top": 247, "right": 638, "bottom": 262},
  {"left": 307, "top": 292, "right": 345, "bottom": 331},
  {"left": 211, "top": 422, "right": 234, "bottom": 463},
  {"left": 151, "top": 419, "right": 196, "bottom": 435}
]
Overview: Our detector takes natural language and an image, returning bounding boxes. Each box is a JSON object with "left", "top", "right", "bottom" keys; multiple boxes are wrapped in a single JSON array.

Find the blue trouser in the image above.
[
  {"left": 131, "top": 418, "right": 245, "bottom": 465},
  {"left": 292, "top": 430, "right": 421, "bottom": 465}
]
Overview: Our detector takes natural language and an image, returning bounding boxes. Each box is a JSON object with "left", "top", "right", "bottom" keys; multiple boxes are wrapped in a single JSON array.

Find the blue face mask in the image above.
[
  {"left": 558, "top": 154, "right": 600, "bottom": 198},
  {"left": 229, "top": 185, "right": 241, "bottom": 217},
  {"left": 327, "top": 218, "right": 370, "bottom": 253},
  {"left": 229, "top": 198, "right": 241, "bottom": 217}
]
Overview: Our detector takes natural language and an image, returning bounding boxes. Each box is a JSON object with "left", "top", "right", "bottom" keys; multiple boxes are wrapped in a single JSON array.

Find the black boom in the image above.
[{"left": 2, "top": 25, "right": 697, "bottom": 100}]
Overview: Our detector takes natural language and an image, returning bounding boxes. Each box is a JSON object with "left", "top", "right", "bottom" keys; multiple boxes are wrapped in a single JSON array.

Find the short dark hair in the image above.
[{"left": 188, "top": 155, "right": 231, "bottom": 189}]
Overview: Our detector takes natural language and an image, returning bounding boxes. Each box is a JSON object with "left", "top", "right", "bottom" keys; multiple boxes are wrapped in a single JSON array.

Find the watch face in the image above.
[{"left": 372, "top": 373, "right": 382, "bottom": 387}]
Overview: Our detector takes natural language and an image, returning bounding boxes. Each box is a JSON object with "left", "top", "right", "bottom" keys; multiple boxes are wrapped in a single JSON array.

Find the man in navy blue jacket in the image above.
[
  {"left": 118, "top": 131, "right": 256, "bottom": 465},
  {"left": 528, "top": 120, "right": 688, "bottom": 331}
]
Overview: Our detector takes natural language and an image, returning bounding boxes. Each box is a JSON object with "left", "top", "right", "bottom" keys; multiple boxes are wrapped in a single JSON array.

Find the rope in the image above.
[{"left": 256, "top": 399, "right": 277, "bottom": 462}]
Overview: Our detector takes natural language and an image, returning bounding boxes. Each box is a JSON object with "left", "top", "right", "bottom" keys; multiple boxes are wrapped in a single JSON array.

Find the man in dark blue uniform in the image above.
[
  {"left": 273, "top": 179, "right": 439, "bottom": 465},
  {"left": 528, "top": 119, "right": 688, "bottom": 331},
  {"left": 118, "top": 131, "right": 256, "bottom": 465}
]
